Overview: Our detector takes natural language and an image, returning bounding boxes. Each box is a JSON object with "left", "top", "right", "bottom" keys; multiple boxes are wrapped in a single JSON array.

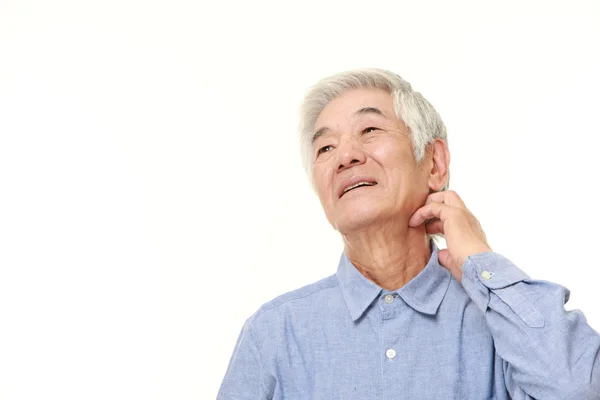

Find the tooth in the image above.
[{"left": 344, "top": 182, "right": 374, "bottom": 193}]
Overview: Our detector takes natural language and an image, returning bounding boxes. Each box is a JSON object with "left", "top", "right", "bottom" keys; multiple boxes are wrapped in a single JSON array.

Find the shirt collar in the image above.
[{"left": 336, "top": 239, "right": 452, "bottom": 321}]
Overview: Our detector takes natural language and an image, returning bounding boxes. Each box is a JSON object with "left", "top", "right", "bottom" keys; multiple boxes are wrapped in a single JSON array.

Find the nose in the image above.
[{"left": 336, "top": 137, "right": 367, "bottom": 172}]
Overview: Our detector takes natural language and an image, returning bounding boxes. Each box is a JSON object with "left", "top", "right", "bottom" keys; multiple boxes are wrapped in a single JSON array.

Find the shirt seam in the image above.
[
  {"left": 247, "top": 320, "right": 270, "bottom": 397},
  {"left": 252, "top": 278, "right": 340, "bottom": 322}
]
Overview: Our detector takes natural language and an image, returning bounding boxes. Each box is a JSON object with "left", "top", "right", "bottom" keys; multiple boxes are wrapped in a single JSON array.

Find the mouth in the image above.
[{"left": 339, "top": 182, "right": 377, "bottom": 198}]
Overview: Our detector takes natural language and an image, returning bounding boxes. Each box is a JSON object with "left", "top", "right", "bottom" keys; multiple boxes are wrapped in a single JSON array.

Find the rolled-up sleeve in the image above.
[
  {"left": 461, "top": 252, "right": 600, "bottom": 400},
  {"left": 217, "top": 318, "right": 270, "bottom": 400}
]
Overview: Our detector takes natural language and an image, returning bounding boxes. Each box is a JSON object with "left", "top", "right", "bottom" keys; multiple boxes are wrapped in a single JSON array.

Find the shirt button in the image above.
[
  {"left": 386, "top": 349, "right": 396, "bottom": 359},
  {"left": 481, "top": 270, "right": 493, "bottom": 280},
  {"left": 384, "top": 294, "right": 394, "bottom": 304}
]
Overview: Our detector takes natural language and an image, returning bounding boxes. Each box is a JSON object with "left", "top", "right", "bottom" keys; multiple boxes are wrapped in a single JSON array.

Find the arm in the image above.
[
  {"left": 409, "top": 190, "right": 600, "bottom": 398},
  {"left": 217, "top": 318, "right": 271, "bottom": 400},
  {"left": 461, "top": 252, "right": 600, "bottom": 400}
]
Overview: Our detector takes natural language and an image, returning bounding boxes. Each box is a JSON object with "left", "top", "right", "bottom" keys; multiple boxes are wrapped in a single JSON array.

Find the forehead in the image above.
[{"left": 314, "top": 87, "right": 395, "bottom": 128}]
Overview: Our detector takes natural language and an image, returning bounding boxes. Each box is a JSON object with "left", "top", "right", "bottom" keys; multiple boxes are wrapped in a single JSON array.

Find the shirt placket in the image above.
[{"left": 380, "top": 291, "right": 401, "bottom": 400}]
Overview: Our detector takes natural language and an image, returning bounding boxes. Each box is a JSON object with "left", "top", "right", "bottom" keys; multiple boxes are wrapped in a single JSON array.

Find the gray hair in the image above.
[{"left": 299, "top": 68, "right": 450, "bottom": 192}]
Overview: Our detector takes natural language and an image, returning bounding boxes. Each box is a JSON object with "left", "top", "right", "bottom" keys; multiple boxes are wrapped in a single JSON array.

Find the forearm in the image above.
[{"left": 461, "top": 252, "right": 600, "bottom": 399}]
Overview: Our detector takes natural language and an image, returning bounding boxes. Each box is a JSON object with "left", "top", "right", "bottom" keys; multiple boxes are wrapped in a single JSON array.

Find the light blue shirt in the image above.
[{"left": 218, "top": 240, "right": 600, "bottom": 399}]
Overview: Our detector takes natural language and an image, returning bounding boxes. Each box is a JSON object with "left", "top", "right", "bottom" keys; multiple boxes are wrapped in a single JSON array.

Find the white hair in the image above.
[{"left": 299, "top": 68, "right": 450, "bottom": 192}]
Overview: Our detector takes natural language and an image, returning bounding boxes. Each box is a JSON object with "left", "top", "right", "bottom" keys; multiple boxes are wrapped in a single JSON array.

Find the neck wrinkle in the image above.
[{"left": 343, "top": 225, "right": 431, "bottom": 291}]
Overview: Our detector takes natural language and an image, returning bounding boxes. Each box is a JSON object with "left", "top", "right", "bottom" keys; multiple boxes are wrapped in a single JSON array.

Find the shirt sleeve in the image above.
[
  {"left": 460, "top": 252, "right": 600, "bottom": 400},
  {"left": 217, "top": 318, "right": 271, "bottom": 400}
]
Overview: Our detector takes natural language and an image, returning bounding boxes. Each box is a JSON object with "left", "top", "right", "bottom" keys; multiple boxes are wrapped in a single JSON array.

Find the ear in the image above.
[{"left": 427, "top": 139, "right": 450, "bottom": 192}]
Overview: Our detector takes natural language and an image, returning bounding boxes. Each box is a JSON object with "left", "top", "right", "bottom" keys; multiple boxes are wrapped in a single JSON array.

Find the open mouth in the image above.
[{"left": 340, "top": 182, "right": 377, "bottom": 198}]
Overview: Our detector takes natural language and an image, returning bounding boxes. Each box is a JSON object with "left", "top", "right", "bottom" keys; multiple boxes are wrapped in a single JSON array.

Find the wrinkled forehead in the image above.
[{"left": 314, "top": 88, "right": 396, "bottom": 131}]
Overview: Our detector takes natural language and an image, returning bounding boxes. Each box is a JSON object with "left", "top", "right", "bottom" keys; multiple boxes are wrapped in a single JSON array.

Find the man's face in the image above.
[{"left": 311, "top": 88, "right": 432, "bottom": 234}]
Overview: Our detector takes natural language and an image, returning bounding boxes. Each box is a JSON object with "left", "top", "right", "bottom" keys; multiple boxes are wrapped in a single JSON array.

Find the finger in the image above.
[
  {"left": 425, "top": 190, "right": 467, "bottom": 209},
  {"left": 409, "top": 202, "right": 450, "bottom": 227},
  {"left": 425, "top": 218, "right": 444, "bottom": 235},
  {"left": 437, "top": 249, "right": 452, "bottom": 270},
  {"left": 424, "top": 191, "right": 446, "bottom": 205},
  {"left": 446, "top": 190, "right": 467, "bottom": 209}
]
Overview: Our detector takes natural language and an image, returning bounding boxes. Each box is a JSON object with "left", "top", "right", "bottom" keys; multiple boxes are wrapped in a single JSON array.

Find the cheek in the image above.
[
  {"left": 313, "top": 167, "right": 333, "bottom": 198},
  {"left": 369, "top": 138, "right": 412, "bottom": 161},
  {"left": 375, "top": 152, "right": 414, "bottom": 178}
]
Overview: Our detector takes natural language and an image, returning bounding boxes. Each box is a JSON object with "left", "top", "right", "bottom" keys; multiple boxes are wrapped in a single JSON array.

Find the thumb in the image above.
[{"left": 437, "top": 249, "right": 453, "bottom": 271}]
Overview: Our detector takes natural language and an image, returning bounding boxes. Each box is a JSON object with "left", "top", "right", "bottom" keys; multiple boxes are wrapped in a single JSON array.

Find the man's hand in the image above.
[{"left": 408, "top": 190, "right": 492, "bottom": 282}]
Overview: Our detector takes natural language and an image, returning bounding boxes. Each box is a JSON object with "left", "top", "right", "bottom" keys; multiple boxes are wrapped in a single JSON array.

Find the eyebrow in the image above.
[
  {"left": 354, "top": 106, "right": 386, "bottom": 118},
  {"left": 311, "top": 107, "right": 387, "bottom": 143}
]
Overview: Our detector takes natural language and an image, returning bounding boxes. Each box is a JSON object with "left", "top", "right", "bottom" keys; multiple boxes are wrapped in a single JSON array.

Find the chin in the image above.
[{"left": 330, "top": 206, "right": 386, "bottom": 233}]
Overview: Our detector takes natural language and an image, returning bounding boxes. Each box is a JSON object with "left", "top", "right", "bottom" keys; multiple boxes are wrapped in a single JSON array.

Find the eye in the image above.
[
  {"left": 362, "top": 127, "right": 379, "bottom": 134},
  {"left": 317, "top": 145, "right": 333, "bottom": 156}
]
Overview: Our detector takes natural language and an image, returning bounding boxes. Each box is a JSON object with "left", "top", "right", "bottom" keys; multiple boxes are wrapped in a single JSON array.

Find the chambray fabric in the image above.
[{"left": 218, "top": 240, "right": 600, "bottom": 399}]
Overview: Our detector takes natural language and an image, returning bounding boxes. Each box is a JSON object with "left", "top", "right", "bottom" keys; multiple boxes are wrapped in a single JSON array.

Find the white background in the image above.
[{"left": 1, "top": 0, "right": 599, "bottom": 398}]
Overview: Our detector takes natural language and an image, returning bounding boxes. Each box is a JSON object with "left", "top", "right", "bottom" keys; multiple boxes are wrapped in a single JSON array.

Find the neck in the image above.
[{"left": 342, "top": 224, "right": 431, "bottom": 291}]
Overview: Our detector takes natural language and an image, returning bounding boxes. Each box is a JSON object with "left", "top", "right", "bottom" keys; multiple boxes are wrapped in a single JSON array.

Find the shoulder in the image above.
[{"left": 248, "top": 273, "right": 340, "bottom": 325}]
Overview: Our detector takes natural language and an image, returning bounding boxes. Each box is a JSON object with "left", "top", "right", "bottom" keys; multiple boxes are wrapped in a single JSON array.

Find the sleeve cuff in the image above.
[
  {"left": 464, "top": 252, "right": 530, "bottom": 289},
  {"left": 460, "top": 252, "right": 530, "bottom": 313},
  {"left": 461, "top": 252, "right": 545, "bottom": 328}
]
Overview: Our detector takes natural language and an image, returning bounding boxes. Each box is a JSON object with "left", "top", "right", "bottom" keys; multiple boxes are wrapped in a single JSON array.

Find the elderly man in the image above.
[{"left": 217, "top": 69, "right": 600, "bottom": 399}]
